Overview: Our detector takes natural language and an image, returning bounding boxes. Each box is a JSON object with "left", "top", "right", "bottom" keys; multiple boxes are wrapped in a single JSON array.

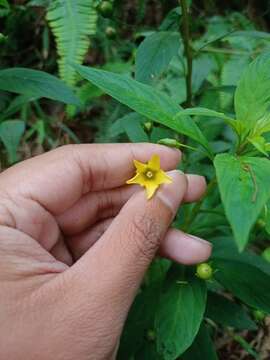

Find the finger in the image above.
[
  {"left": 184, "top": 174, "right": 206, "bottom": 202},
  {"left": 0, "top": 143, "right": 180, "bottom": 215},
  {"left": 66, "top": 218, "right": 113, "bottom": 260},
  {"left": 57, "top": 185, "right": 138, "bottom": 236},
  {"left": 50, "top": 235, "right": 73, "bottom": 266},
  {"left": 159, "top": 228, "right": 212, "bottom": 264},
  {"left": 57, "top": 174, "right": 206, "bottom": 236},
  {"left": 64, "top": 170, "right": 187, "bottom": 318}
]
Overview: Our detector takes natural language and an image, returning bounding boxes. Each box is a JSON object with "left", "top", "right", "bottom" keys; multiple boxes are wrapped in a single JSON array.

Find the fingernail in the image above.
[
  {"left": 160, "top": 229, "right": 212, "bottom": 265},
  {"left": 189, "top": 234, "right": 212, "bottom": 247},
  {"left": 157, "top": 170, "right": 187, "bottom": 214}
]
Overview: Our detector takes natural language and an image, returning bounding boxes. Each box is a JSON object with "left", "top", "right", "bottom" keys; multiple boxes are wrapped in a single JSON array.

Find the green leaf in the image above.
[
  {"left": 181, "top": 323, "right": 218, "bottom": 360},
  {"left": 212, "top": 237, "right": 270, "bottom": 314},
  {"left": 213, "top": 259, "right": 270, "bottom": 314},
  {"left": 206, "top": 291, "right": 257, "bottom": 330},
  {"left": 73, "top": 64, "right": 212, "bottom": 157},
  {"left": 118, "top": 260, "right": 169, "bottom": 360},
  {"left": 0, "top": 68, "right": 80, "bottom": 105},
  {"left": 0, "top": 120, "right": 25, "bottom": 163},
  {"left": 174, "top": 107, "right": 235, "bottom": 122},
  {"left": 135, "top": 31, "right": 180, "bottom": 84},
  {"left": 235, "top": 52, "right": 270, "bottom": 126},
  {"left": 0, "top": 0, "right": 9, "bottom": 9},
  {"left": 214, "top": 154, "right": 270, "bottom": 250},
  {"left": 248, "top": 136, "right": 268, "bottom": 156},
  {"left": 155, "top": 265, "right": 207, "bottom": 359},
  {"left": 110, "top": 112, "right": 148, "bottom": 142}
]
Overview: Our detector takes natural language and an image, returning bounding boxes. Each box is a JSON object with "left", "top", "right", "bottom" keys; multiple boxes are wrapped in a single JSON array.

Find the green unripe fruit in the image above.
[
  {"left": 196, "top": 263, "right": 213, "bottom": 280},
  {"left": 98, "top": 1, "right": 113, "bottom": 17},
  {"left": 105, "top": 26, "right": 117, "bottom": 39},
  {"left": 0, "top": 33, "right": 6, "bottom": 43},
  {"left": 253, "top": 309, "right": 266, "bottom": 322},
  {"left": 146, "top": 329, "right": 156, "bottom": 342},
  {"left": 262, "top": 247, "right": 270, "bottom": 263},
  {"left": 143, "top": 121, "right": 153, "bottom": 134}
]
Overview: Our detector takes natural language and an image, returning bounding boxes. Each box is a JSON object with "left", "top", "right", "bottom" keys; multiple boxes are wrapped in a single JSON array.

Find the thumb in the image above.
[{"left": 71, "top": 170, "right": 187, "bottom": 304}]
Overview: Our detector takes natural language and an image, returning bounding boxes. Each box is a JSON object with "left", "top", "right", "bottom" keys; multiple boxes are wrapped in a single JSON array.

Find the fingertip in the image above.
[
  {"left": 159, "top": 228, "right": 212, "bottom": 265},
  {"left": 184, "top": 174, "right": 207, "bottom": 203},
  {"left": 133, "top": 143, "right": 181, "bottom": 169}
]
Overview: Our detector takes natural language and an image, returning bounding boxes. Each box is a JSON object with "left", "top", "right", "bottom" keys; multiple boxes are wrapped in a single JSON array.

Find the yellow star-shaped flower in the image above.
[{"left": 126, "top": 154, "right": 172, "bottom": 199}]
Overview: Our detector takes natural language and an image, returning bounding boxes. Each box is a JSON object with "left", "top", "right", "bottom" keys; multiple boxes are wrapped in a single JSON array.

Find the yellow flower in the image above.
[{"left": 126, "top": 154, "right": 172, "bottom": 199}]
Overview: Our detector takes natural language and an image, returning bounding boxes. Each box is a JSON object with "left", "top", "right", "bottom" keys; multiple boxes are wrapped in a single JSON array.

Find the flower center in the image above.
[{"left": 145, "top": 170, "right": 154, "bottom": 179}]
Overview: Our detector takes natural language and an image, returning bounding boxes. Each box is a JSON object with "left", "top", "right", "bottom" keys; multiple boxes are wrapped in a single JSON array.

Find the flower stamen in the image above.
[{"left": 145, "top": 170, "right": 154, "bottom": 179}]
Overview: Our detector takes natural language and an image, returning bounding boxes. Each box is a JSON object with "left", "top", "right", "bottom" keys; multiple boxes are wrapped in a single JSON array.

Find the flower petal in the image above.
[
  {"left": 133, "top": 159, "right": 147, "bottom": 173},
  {"left": 148, "top": 154, "right": 160, "bottom": 171},
  {"left": 155, "top": 170, "right": 173, "bottom": 185},
  {"left": 146, "top": 182, "right": 159, "bottom": 199},
  {"left": 126, "top": 172, "right": 146, "bottom": 186}
]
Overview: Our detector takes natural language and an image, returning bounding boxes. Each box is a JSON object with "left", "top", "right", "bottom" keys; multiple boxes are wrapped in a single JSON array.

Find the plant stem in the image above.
[
  {"left": 182, "top": 176, "right": 217, "bottom": 231},
  {"left": 179, "top": 0, "right": 192, "bottom": 108}
]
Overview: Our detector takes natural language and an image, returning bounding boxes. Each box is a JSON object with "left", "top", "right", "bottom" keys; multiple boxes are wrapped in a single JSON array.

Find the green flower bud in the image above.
[
  {"left": 98, "top": 1, "right": 113, "bottom": 17},
  {"left": 143, "top": 121, "right": 153, "bottom": 134},
  {"left": 146, "top": 329, "right": 156, "bottom": 342},
  {"left": 105, "top": 26, "right": 117, "bottom": 39},
  {"left": 253, "top": 309, "right": 266, "bottom": 322},
  {"left": 262, "top": 247, "right": 270, "bottom": 263},
  {"left": 196, "top": 263, "right": 213, "bottom": 280},
  {"left": 158, "top": 138, "right": 181, "bottom": 149}
]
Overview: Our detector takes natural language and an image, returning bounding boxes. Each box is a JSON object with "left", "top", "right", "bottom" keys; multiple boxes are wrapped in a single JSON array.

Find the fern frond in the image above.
[{"left": 47, "top": 0, "right": 97, "bottom": 86}]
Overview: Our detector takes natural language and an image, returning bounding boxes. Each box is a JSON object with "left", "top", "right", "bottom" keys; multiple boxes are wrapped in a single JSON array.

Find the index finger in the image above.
[{"left": 0, "top": 143, "right": 181, "bottom": 214}]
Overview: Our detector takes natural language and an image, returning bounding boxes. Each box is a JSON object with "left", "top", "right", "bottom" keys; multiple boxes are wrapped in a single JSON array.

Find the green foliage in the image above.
[
  {"left": 206, "top": 292, "right": 257, "bottom": 330},
  {"left": 0, "top": 68, "right": 80, "bottom": 105},
  {"left": 135, "top": 31, "right": 180, "bottom": 84},
  {"left": 214, "top": 154, "right": 270, "bottom": 250},
  {"left": 212, "top": 237, "right": 270, "bottom": 313},
  {"left": 0, "top": 120, "right": 25, "bottom": 163},
  {"left": 73, "top": 64, "right": 212, "bottom": 157},
  {"left": 235, "top": 52, "right": 270, "bottom": 128},
  {"left": 181, "top": 323, "right": 218, "bottom": 360},
  {"left": 155, "top": 266, "right": 207, "bottom": 359},
  {"left": 46, "top": 0, "right": 97, "bottom": 86}
]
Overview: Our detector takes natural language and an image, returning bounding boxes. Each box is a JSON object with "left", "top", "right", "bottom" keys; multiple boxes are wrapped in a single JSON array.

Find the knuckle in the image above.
[{"left": 129, "top": 213, "right": 164, "bottom": 261}]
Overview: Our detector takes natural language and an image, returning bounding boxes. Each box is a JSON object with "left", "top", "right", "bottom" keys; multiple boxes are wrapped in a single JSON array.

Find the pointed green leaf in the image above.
[
  {"left": 135, "top": 31, "right": 180, "bottom": 84},
  {"left": 155, "top": 265, "right": 206, "bottom": 359},
  {"left": 0, "top": 120, "right": 25, "bottom": 163},
  {"left": 181, "top": 323, "right": 218, "bottom": 360},
  {"left": 214, "top": 154, "right": 270, "bottom": 250},
  {"left": 0, "top": 68, "right": 80, "bottom": 105},
  {"left": 206, "top": 292, "right": 257, "bottom": 330},
  {"left": 174, "top": 107, "right": 235, "bottom": 122},
  {"left": 235, "top": 52, "right": 270, "bottom": 126},
  {"left": 73, "top": 64, "right": 212, "bottom": 157}
]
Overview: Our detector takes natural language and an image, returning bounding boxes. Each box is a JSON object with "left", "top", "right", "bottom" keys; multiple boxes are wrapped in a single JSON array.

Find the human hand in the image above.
[{"left": 0, "top": 143, "right": 211, "bottom": 360}]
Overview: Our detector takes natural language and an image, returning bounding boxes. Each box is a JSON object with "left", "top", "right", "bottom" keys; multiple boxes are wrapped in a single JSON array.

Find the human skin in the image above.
[{"left": 0, "top": 143, "right": 211, "bottom": 360}]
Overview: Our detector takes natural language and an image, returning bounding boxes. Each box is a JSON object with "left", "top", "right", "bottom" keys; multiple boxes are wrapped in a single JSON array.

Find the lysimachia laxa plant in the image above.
[{"left": 73, "top": 49, "right": 270, "bottom": 359}]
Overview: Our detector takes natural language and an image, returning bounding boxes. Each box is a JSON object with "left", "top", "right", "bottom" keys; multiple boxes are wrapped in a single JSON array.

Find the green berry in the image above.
[
  {"left": 262, "top": 247, "right": 270, "bottom": 263},
  {"left": 253, "top": 309, "right": 266, "bottom": 322},
  {"left": 143, "top": 121, "right": 153, "bottom": 134},
  {"left": 196, "top": 263, "right": 213, "bottom": 280},
  {"left": 98, "top": 1, "right": 113, "bottom": 17},
  {"left": 105, "top": 26, "right": 117, "bottom": 39},
  {"left": 146, "top": 329, "right": 156, "bottom": 342}
]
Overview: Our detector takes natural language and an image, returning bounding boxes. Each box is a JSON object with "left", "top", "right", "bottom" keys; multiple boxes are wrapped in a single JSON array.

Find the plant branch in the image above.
[
  {"left": 179, "top": 0, "right": 193, "bottom": 107},
  {"left": 182, "top": 176, "right": 217, "bottom": 231}
]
